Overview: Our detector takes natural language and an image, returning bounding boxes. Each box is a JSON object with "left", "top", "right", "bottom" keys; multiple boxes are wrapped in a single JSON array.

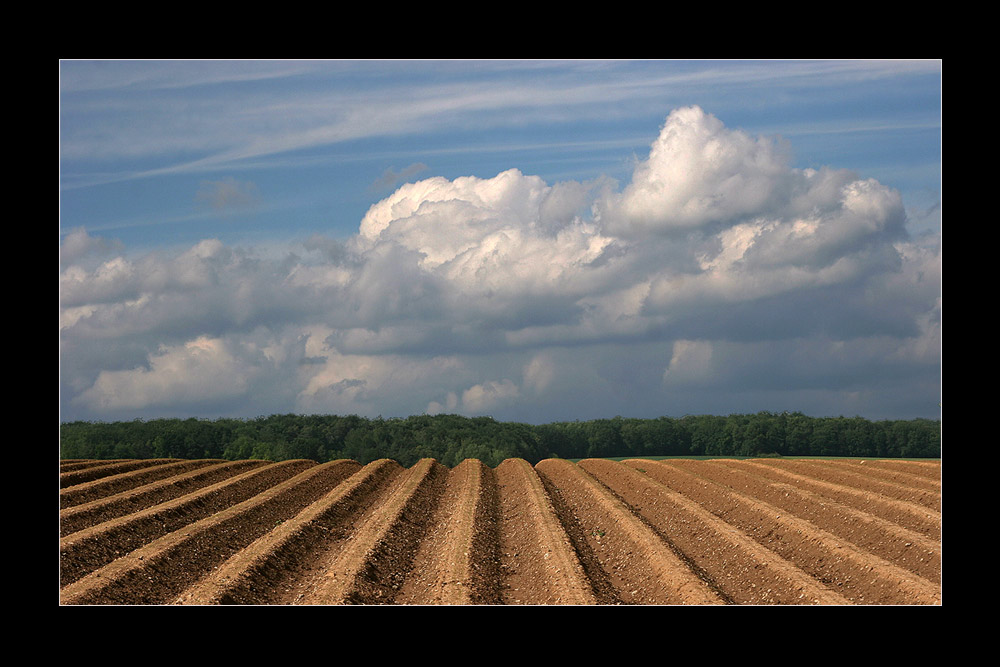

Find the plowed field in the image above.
[{"left": 59, "top": 457, "right": 942, "bottom": 605}]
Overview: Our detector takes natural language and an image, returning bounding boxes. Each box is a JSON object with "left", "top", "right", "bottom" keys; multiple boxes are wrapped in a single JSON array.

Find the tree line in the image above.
[{"left": 59, "top": 411, "right": 941, "bottom": 467}]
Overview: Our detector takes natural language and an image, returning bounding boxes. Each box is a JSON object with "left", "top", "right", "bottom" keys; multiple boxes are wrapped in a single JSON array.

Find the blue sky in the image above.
[{"left": 59, "top": 60, "right": 941, "bottom": 424}]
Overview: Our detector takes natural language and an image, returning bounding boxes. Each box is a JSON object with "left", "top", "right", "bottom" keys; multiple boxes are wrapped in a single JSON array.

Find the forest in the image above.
[{"left": 60, "top": 411, "right": 941, "bottom": 468}]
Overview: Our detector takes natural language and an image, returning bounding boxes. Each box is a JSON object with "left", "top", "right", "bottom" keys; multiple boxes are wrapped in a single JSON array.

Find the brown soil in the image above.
[
  {"left": 750, "top": 459, "right": 941, "bottom": 512},
  {"left": 496, "top": 458, "right": 598, "bottom": 604},
  {"left": 731, "top": 460, "right": 940, "bottom": 540},
  {"left": 62, "top": 459, "right": 136, "bottom": 472},
  {"left": 60, "top": 460, "right": 269, "bottom": 537},
  {"left": 578, "top": 459, "right": 849, "bottom": 604},
  {"left": 60, "top": 457, "right": 942, "bottom": 605},
  {"left": 59, "top": 460, "right": 349, "bottom": 598},
  {"left": 537, "top": 458, "right": 724, "bottom": 604},
  {"left": 174, "top": 458, "right": 397, "bottom": 605},
  {"left": 60, "top": 460, "right": 212, "bottom": 507},
  {"left": 624, "top": 459, "right": 940, "bottom": 604},
  {"left": 395, "top": 459, "right": 502, "bottom": 604},
  {"left": 656, "top": 459, "right": 941, "bottom": 585}
]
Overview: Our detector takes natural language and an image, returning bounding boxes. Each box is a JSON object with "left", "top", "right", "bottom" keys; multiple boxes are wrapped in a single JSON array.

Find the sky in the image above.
[{"left": 59, "top": 59, "right": 942, "bottom": 424}]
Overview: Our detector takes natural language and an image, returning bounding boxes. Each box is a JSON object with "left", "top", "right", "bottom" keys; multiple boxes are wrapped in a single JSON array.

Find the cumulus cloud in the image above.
[
  {"left": 663, "top": 340, "right": 714, "bottom": 384},
  {"left": 426, "top": 391, "right": 459, "bottom": 416},
  {"left": 60, "top": 227, "right": 124, "bottom": 268},
  {"left": 60, "top": 106, "right": 940, "bottom": 422},
  {"left": 607, "top": 106, "right": 793, "bottom": 235},
  {"left": 461, "top": 379, "right": 520, "bottom": 414},
  {"left": 523, "top": 353, "right": 556, "bottom": 394},
  {"left": 75, "top": 336, "right": 260, "bottom": 411}
]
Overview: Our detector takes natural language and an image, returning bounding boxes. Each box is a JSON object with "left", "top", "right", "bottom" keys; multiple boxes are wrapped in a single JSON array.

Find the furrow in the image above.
[
  {"left": 57, "top": 456, "right": 943, "bottom": 605},
  {"left": 60, "top": 460, "right": 155, "bottom": 487},
  {"left": 819, "top": 460, "right": 941, "bottom": 492},
  {"left": 856, "top": 459, "right": 941, "bottom": 481},
  {"left": 536, "top": 458, "right": 725, "bottom": 605},
  {"left": 59, "top": 460, "right": 360, "bottom": 605},
  {"left": 173, "top": 460, "right": 408, "bottom": 605},
  {"left": 495, "top": 458, "right": 598, "bottom": 605},
  {"left": 632, "top": 460, "right": 941, "bottom": 605},
  {"left": 664, "top": 459, "right": 941, "bottom": 584},
  {"left": 60, "top": 460, "right": 204, "bottom": 505},
  {"left": 580, "top": 459, "right": 850, "bottom": 605},
  {"left": 296, "top": 458, "right": 449, "bottom": 604},
  {"left": 731, "top": 460, "right": 940, "bottom": 540},
  {"left": 395, "top": 459, "right": 502, "bottom": 605},
  {"left": 62, "top": 460, "right": 126, "bottom": 473},
  {"left": 60, "top": 460, "right": 268, "bottom": 537},
  {"left": 59, "top": 459, "right": 315, "bottom": 588},
  {"left": 752, "top": 459, "right": 940, "bottom": 512}
]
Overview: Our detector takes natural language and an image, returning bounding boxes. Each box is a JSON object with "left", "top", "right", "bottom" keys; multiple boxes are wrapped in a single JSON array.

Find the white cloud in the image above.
[
  {"left": 461, "top": 379, "right": 520, "bottom": 414},
  {"left": 74, "top": 336, "right": 258, "bottom": 411},
  {"left": 523, "top": 353, "right": 556, "bottom": 394},
  {"left": 663, "top": 340, "right": 714, "bottom": 384},
  {"left": 357, "top": 168, "right": 595, "bottom": 271},
  {"left": 427, "top": 391, "right": 459, "bottom": 416},
  {"left": 60, "top": 227, "right": 123, "bottom": 267},
  {"left": 292, "top": 325, "right": 466, "bottom": 416},
  {"left": 608, "top": 106, "right": 793, "bottom": 234},
  {"left": 60, "top": 106, "right": 940, "bottom": 421}
]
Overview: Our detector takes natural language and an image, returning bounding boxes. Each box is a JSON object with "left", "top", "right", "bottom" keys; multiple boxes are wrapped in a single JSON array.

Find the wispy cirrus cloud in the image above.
[{"left": 61, "top": 60, "right": 941, "bottom": 183}]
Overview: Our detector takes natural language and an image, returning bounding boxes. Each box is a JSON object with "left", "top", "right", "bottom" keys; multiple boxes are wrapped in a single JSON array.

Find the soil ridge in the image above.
[
  {"left": 496, "top": 458, "right": 599, "bottom": 605},
  {"left": 174, "top": 459, "right": 396, "bottom": 605},
  {"left": 60, "top": 460, "right": 267, "bottom": 537},
  {"left": 589, "top": 459, "right": 849, "bottom": 605},
  {"left": 297, "top": 458, "right": 448, "bottom": 604},
  {"left": 60, "top": 460, "right": 314, "bottom": 587},
  {"left": 633, "top": 460, "right": 940, "bottom": 604},
  {"left": 537, "top": 458, "right": 724, "bottom": 605},
  {"left": 60, "top": 460, "right": 357, "bottom": 604},
  {"left": 663, "top": 459, "right": 940, "bottom": 584}
]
